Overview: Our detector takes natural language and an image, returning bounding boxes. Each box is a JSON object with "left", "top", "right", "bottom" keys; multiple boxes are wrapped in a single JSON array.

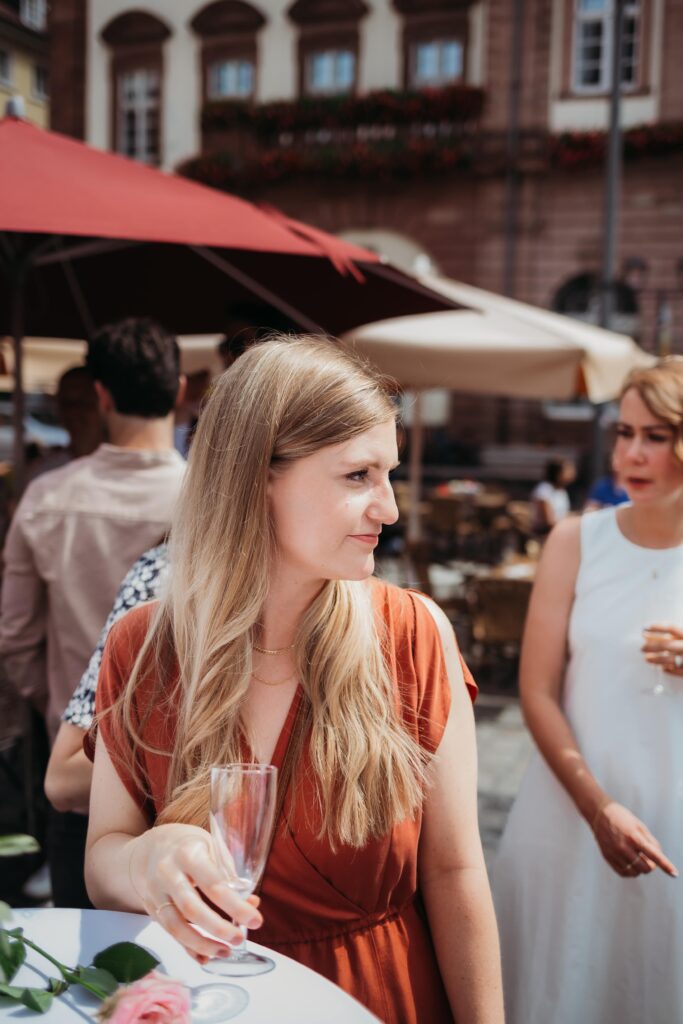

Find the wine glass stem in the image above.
[{"left": 233, "top": 923, "right": 248, "bottom": 956}]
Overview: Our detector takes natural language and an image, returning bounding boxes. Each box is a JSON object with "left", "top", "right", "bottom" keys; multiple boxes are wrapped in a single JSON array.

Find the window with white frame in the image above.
[
  {"left": 0, "top": 48, "right": 12, "bottom": 86},
  {"left": 208, "top": 59, "right": 254, "bottom": 99},
  {"left": 573, "top": 0, "right": 641, "bottom": 93},
  {"left": 32, "top": 64, "right": 48, "bottom": 100},
  {"left": 306, "top": 48, "right": 355, "bottom": 95},
  {"left": 20, "top": 0, "right": 47, "bottom": 31},
  {"left": 411, "top": 38, "right": 463, "bottom": 87},
  {"left": 117, "top": 69, "right": 161, "bottom": 164}
]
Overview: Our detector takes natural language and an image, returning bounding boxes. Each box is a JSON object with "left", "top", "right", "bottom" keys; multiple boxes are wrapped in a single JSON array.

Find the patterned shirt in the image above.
[{"left": 62, "top": 544, "right": 169, "bottom": 730}]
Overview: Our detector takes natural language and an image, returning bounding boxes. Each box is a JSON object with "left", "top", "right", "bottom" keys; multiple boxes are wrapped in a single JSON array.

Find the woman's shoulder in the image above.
[
  {"left": 370, "top": 577, "right": 421, "bottom": 634},
  {"left": 371, "top": 576, "right": 456, "bottom": 641}
]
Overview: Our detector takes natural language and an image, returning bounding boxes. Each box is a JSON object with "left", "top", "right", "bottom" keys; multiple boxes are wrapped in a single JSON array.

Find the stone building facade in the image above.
[
  {"left": 0, "top": 0, "right": 48, "bottom": 127},
  {"left": 49, "top": 0, "right": 683, "bottom": 457}
]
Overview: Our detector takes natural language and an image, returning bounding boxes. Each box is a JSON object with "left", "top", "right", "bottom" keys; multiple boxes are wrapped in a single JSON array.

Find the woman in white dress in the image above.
[{"left": 493, "top": 357, "right": 683, "bottom": 1024}]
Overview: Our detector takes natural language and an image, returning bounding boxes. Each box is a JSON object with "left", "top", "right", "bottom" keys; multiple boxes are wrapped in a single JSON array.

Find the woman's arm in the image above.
[
  {"left": 45, "top": 722, "right": 92, "bottom": 814},
  {"left": 415, "top": 595, "right": 504, "bottom": 1024},
  {"left": 520, "top": 517, "right": 676, "bottom": 878},
  {"left": 85, "top": 733, "right": 264, "bottom": 963}
]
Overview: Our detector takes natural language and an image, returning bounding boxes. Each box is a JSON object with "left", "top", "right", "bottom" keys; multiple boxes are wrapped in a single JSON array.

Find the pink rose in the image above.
[{"left": 96, "top": 971, "right": 191, "bottom": 1024}]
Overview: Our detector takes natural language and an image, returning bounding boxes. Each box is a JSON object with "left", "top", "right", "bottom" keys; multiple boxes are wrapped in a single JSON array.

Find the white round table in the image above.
[{"left": 0, "top": 909, "right": 380, "bottom": 1022}]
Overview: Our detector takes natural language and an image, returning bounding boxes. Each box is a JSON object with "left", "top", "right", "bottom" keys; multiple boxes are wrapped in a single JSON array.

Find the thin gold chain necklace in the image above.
[
  {"left": 251, "top": 668, "right": 297, "bottom": 687},
  {"left": 253, "top": 641, "right": 296, "bottom": 655}
]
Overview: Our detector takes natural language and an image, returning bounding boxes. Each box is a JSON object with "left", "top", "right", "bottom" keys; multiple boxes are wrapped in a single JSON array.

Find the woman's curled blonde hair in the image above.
[
  {"left": 621, "top": 355, "right": 683, "bottom": 466},
  {"left": 112, "top": 337, "right": 430, "bottom": 848}
]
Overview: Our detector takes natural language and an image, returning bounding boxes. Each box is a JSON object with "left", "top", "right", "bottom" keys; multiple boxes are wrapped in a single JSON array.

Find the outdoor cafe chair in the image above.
[{"left": 466, "top": 576, "right": 533, "bottom": 689}]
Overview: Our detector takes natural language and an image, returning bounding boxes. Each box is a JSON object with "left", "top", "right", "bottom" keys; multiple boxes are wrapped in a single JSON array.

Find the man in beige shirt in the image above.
[{"left": 0, "top": 317, "right": 186, "bottom": 906}]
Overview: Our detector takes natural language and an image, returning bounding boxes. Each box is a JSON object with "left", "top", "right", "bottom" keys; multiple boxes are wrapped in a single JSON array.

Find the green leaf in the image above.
[
  {"left": 0, "top": 929, "right": 26, "bottom": 984},
  {"left": 0, "top": 981, "right": 24, "bottom": 999},
  {"left": 93, "top": 941, "right": 160, "bottom": 983},
  {"left": 0, "top": 903, "right": 11, "bottom": 923},
  {"left": 20, "top": 988, "right": 53, "bottom": 1013},
  {"left": 71, "top": 965, "right": 118, "bottom": 1000},
  {"left": 0, "top": 983, "right": 53, "bottom": 1014},
  {"left": 0, "top": 834, "right": 40, "bottom": 857}
]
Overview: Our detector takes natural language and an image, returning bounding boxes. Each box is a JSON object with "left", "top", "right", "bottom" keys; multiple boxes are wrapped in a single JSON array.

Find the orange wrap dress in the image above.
[{"left": 91, "top": 580, "right": 477, "bottom": 1024}]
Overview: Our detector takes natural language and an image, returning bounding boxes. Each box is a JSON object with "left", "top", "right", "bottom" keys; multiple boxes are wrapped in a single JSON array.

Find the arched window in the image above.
[
  {"left": 393, "top": 0, "right": 471, "bottom": 89},
  {"left": 101, "top": 11, "right": 172, "bottom": 165},
  {"left": 190, "top": 1, "right": 266, "bottom": 102},
  {"left": 287, "top": 0, "right": 368, "bottom": 97}
]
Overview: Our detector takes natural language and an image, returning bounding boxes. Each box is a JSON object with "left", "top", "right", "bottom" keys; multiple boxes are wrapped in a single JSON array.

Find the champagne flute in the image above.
[
  {"left": 642, "top": 624, "right": 676, "bottom": 697},
  {"left": 203, "top": 763, "right": 278, "bottom": 977}
]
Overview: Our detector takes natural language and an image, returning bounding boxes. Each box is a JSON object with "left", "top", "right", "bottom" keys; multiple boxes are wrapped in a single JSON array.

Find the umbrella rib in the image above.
[
  {"left": 190, "top": 246, "right": 326, "bottom": 335},
  {"left": 34, "top": 238, "right": 143, "bottom": 267},
  {"left": 60, "top": 256, "right": 95, "bottom": 338}
]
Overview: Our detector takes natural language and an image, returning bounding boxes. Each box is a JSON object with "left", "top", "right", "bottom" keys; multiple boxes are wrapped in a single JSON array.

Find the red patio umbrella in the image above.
[{"left": 0, "top": 113, "right": 457, "bottom": 480}]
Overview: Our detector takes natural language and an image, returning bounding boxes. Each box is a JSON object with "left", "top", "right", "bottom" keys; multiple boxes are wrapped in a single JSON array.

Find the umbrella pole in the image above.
[
  {"left": 11, "top": 276, "right": 25, "bottom": 494},
  {"left": 407, "top": 391, "right": 424, "bottom": 544}
]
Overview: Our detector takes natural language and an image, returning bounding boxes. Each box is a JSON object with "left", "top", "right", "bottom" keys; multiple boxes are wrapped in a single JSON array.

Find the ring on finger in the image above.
[
  {"left": 155, "top": 900, "right": 175, "bottom": 917},
  {"left": 626, "top": 854, "right": 641, "bottom": 872}
]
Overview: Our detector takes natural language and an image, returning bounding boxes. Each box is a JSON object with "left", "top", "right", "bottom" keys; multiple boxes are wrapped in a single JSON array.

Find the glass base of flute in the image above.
[
  {"left": 190, "top": 982, "right": 249, "bottom": 1022},
  {"left": 202, "top": 921, "right": 275, "bottom": 977}
]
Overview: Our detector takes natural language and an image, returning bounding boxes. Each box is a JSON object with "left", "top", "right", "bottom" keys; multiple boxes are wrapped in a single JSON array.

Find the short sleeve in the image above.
[
  {"left": 84, "top": 605, "right": 156, "bottom": 821},
  {"left": 374, "top": 580, "right": 477, "bottom": 756}
]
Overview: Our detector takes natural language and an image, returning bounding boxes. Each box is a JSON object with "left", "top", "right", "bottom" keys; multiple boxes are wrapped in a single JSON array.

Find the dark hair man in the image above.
[{"left": 0, "top": 317, "right": 186, "bottom": 908}]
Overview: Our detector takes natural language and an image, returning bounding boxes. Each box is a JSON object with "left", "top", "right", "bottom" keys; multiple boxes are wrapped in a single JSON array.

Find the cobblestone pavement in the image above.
[{"left": 474, "top": 694, "right": 533, "bottom": 871}]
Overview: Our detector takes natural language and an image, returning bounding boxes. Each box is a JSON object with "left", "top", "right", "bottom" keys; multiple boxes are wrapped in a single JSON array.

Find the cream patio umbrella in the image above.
[{"left": 342, "top": 275, "right": 654, "bottom": 540}]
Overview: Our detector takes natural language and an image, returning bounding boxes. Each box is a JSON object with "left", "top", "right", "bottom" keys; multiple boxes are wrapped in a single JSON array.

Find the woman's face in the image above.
[
  {"left": 613, "top": 387, "right": 683, "bottom": 504},
  {"left": 268, "top": 418, "right": 400, "bottom": 584}
]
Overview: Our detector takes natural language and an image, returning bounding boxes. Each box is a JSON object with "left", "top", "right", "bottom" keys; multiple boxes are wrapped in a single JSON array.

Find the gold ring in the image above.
[
  {"left": 626, "top": 854, "right": 641, "bottom": 871},
  {"left": 155, "top": 900, "right": 175, "bottom": 916}
]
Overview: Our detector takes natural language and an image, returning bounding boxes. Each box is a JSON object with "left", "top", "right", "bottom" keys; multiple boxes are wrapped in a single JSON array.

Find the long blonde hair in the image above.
[
  {"left": 114, "top": 337, "right": 430, "bottom": 847},
  {"left": 621, "top": 356, "right": 683, "bottom": 466}
]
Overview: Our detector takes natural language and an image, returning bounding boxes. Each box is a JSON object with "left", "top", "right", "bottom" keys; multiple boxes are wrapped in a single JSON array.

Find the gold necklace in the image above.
[
  {"left": 253, "top": 641, "right": 296, "bottom": 655},
  {"left": 251, "top": 668, "right": 297, "bottom": 687}
]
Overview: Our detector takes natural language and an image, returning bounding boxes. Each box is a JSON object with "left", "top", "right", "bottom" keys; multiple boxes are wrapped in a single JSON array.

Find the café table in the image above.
[{"left": 0, "top": 908, "right": 380, "bottom": 1022}]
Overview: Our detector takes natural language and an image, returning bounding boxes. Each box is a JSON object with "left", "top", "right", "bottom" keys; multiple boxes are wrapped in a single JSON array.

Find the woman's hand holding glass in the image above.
[
  {"left": 642, "top": 623, "right": 683, "bottom": 678},
  {"left": 130, "top": 822, "right": 263, "bottom": 964},
  {"left": 592, "top": 801, "right": 678, "bottom": 879},
  {"left": 204, "top": 764, "right": 278, "bottom": 976}
]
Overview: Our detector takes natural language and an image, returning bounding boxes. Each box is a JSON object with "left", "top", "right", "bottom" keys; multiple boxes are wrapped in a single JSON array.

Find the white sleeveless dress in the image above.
[{"left": 492, "top": 507, "right": 683, "bottom": 1024}]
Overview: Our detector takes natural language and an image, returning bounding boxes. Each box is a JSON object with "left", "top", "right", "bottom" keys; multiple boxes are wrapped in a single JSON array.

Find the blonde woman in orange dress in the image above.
[{"left": 84, "top": 338, "right": 504, "bottom": 1024}]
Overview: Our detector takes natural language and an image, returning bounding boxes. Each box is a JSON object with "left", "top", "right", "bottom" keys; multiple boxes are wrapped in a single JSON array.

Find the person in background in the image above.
[
  {"left": 584, "top": 466, "right": 629, "bottom": 511},
  {"left": 0, "top": 317, "right": 186, "bottom": 908},
  {"left": 173, "top": 370, "right": 211, "bottom": 458},
  {"left": 45, "top": 543, "right": 169, "bottom": 815},
  {"left": 531, "top": 458, "right": 576, "bottom": 534},
  {"left": 217, "top": 301, "right": 297, "bottom": 371},
  {"left": 26, "top": 366, "right": 104, "bottom": 483},
  {"left": 493, "top": 357, "right": 683, "bottom": 1024},
  {"left": 85, "top": 338, "right": 504, "bottom": 1024}
]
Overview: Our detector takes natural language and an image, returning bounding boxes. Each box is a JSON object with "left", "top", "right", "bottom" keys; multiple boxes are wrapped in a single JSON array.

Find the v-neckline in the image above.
[{"left": 253, "top": 683, "right": 304, "bottom": 771}]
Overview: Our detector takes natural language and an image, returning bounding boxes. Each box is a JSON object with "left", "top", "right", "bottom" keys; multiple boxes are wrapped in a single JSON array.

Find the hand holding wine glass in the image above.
[{"left": 642, "top": 623, "right": 683, "bottom": 683}]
